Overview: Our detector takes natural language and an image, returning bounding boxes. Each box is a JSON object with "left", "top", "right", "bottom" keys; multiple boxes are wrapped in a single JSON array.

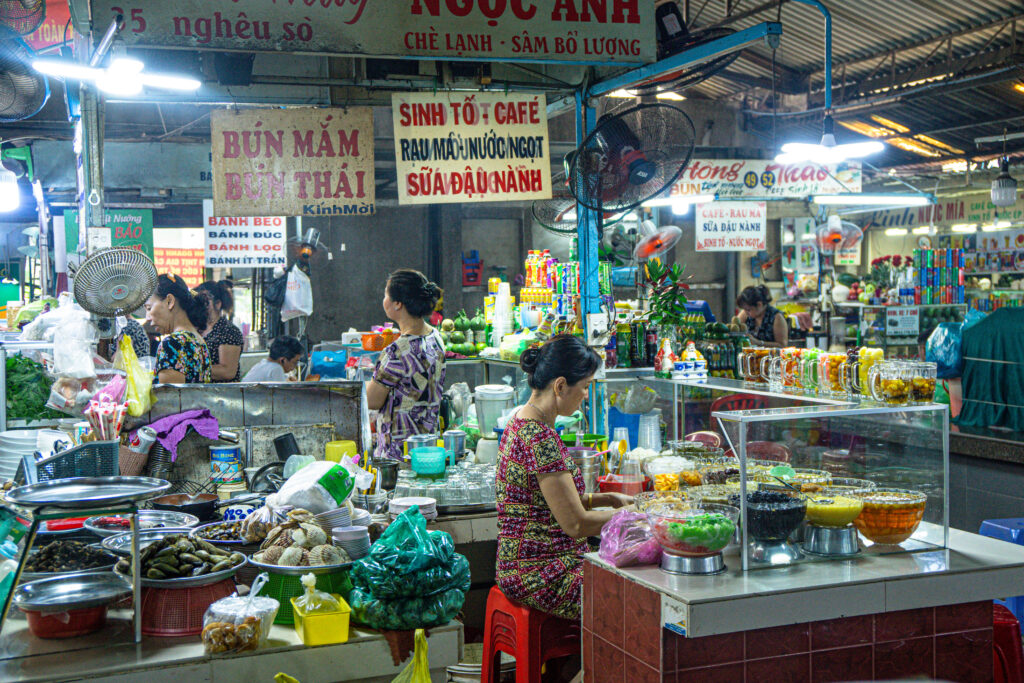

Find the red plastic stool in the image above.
[
  {"left": 994, "top": 603, "right": 1024, "bottom": 683},
  {"left": 480, "top": 585, "right": 581, "bottom": 683}
]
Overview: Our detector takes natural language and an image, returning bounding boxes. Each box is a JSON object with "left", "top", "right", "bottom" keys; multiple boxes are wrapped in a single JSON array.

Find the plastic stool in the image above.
[
  {"left": 980, "top": 519, "right": 1024, "bottom": 624},
  {"left": 480, "top": 585, "right": 581, "bottom": 683},
  {"left": 994, "top": 604, "right": 1024, "bottom": 683}
]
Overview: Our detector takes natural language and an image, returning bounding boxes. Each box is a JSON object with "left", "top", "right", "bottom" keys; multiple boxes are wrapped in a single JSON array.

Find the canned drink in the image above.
[
  {"left": 128, "top": 426, "right": 158, "bottom": 454},
  {"left": 74, "top": 421, "right": 91, "bottom": 443}
]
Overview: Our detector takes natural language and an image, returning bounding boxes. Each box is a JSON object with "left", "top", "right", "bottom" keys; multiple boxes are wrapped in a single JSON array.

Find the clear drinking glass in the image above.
[
  {"left": 870, "top": 361, "right": 913, "bottom": 406},
  {"left": 910, "top": 361, "right": 937, "bottom": 405}
]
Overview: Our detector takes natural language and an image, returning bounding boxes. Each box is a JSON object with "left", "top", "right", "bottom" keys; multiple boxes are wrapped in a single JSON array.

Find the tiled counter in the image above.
[{"left": 582, "top": 527, "right": 1024, "bottom": 682}]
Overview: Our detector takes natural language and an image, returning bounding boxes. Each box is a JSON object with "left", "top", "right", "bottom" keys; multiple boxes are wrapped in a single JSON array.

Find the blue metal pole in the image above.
[{"left": 790, "top": 0, "right": 832, "bottom": 110}]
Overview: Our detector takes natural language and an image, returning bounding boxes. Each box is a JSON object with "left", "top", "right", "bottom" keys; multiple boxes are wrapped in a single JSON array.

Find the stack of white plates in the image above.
[
  {"left": 389, "top": 496, "right": 437, "bottom": 521},
  {"left": 351, "top": 508, "right": 372, "bottom": 527},
  {"left": 313, "top": 507, "right": 352, "bottom": 534},
  {"left": 332, "top": 526, "right": 371, "bottom": 560},
  {"left": 0, "top": 429, "right": 38, "bottom": 481}
]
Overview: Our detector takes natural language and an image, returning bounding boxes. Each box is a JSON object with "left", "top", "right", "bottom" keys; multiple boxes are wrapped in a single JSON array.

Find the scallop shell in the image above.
[
  {"left": 258, "top": 545, "right": 285, "bottom": 565},
  {"left": 308, "top": 544, "right": 347, "bottom": 566},
  {"left": 292, "top": 523, "right": 328, "bottom": 549},
  {"left": 260, "top": 526, "right": 284, "bottom": 550},
  {"left": 278, "top": 546, "right": 307, "bottom": 566},
  {"left": 287, "top": 508, "right": 315, "bottom": 523}
]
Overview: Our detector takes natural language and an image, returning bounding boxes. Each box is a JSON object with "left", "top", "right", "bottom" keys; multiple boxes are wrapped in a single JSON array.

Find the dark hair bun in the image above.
[
  {"left": 387, "top": 269, "right": 441, "bottom": 318},
  {"left": 519, "top": 347, "right": 541, "bottom": 373}
]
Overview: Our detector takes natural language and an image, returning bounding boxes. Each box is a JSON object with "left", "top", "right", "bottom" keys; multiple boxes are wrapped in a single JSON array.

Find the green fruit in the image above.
[
  {"left": 441, "top": 318, "right": 455, "bottom": 332},
  {"left": 476, "top": 342, "right": 486, "bottom": 351},
  {"left": 454, "top": 311, "right": 470, "bottom": 331},
  {"left": 470, "top": 308, "right": 486, "bottom": 331},
  {"left": 450, "top": 331, "right": 466, "bottom": 344}
]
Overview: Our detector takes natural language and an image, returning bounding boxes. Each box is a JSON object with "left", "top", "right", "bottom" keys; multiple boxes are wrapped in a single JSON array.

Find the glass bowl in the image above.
[
  {"left": 633, "top": 490, "right": 702, "bottom": 513},
  {"left": 752, "top": 466, "right": 832, "bottom": 493},
  {"left": 827, "top": 478, "right": 877, "bottom": 494},
  {"left": 647, "top": 503, "right": 739, "bottom": 557},
  {"left": 688, "top": 483, "right": 741, "bottom": 506},
  {"left": 697, "top": 458, "right": 742, "bottom": 485},
  {"left": 802, "top": 490, "right": 865, "bottom": 528},
  {"left": 853, "top": 488, "right": 927, "bottom": 545},
  {"left": 730, "top": 490, "right": 807, "bottom": 542}
]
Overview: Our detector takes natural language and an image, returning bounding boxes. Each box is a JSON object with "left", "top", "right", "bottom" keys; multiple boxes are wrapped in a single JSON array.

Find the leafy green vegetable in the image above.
[{"left": 6, "top": 355, "right": 65, "bottom": 421}]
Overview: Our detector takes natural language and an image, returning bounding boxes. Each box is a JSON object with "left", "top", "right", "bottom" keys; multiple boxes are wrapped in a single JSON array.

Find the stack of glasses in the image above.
[{"left": 392, "top": 464, "right": 496, "bottom": 506}]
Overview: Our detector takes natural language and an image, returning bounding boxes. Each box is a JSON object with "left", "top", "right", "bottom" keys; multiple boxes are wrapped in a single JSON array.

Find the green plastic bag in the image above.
[{"left": 391, "top": 629, "right": 430, "bottom": 683}]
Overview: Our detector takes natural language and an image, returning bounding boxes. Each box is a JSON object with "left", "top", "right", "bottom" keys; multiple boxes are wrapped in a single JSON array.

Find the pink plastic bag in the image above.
[{"left": 598, "top": 509, "right": 662, "bottom": 568}]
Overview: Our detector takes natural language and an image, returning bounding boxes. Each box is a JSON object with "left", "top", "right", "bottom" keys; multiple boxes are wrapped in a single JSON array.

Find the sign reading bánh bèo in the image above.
[
  {"left": 392, "top": 92, "right": 552, "bottom": 205},
  {"left": 203, "top": 200, "right": 286, "bottom": 268},
  {"left": 210, "top": 107, "right": 374, "bottom": 217},
  {"left": 86, "top": 0, "right": 655, "bottom": 64}
]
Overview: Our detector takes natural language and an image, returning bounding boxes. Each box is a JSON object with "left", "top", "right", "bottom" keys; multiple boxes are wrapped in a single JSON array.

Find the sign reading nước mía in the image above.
[
  {"left": 86, "top": 0, "right": 655, "bottom": 64},
  {"left": 392, "top": 92, "right": 552, "bottom": 205},
  {"left": 696, "top": 202, "right": 767, "bottom": 251},
  {"left": 203, "top": 200, "right": 287, "bottom": 267},
  {"left": 211, "top": 107, "right": 374, "bottom": 217}
]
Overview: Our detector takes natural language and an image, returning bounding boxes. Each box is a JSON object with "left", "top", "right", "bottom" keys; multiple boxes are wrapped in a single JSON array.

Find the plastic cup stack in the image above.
[
  {"left": 637, "top": 411, "right": 662, "bottom": 451},
  {"left": 332, "top": 526, "right": 371, "bottom": 560}
]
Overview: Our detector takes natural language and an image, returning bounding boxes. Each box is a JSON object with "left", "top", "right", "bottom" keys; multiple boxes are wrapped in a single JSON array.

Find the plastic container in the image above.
[
  {"left": 325, "top": 440, "right": 358, "bottom": 463},
  {"left": 474, "top": 385, "right": 514, "bottom": 435},
  {"left": 23, "top": 605, "right": 108, "bottom": 639},
  {"left": 291, "top": 593, "right": 351, "bottom": 645},
  {"left": 411, "top": 447, "right": 447, "bottom": 476},
  {"left": 262, "top": 570, "right": 353, "bottom": 625}
]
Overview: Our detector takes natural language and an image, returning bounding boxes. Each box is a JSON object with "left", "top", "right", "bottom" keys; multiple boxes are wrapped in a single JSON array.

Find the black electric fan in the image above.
[
  {"left": 630, "top": 22, "right": 743, "bottom": 96},
  {"left": 0, "top": 0, "right": 44, "bottom": 37},
  {"left": 567, "top": 103, "right": 696, "bottom": 215},
  {"left": 531, "top": 170, "right": 629, "bottom": 237},
  {"left": 0, "top": 24, "right": 48, "bottom": 122}
]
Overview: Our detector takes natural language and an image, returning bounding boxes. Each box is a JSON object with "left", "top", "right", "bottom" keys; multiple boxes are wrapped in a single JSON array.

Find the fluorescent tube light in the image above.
[
  {"left": 884, "top": 228, "right": 908, "bottom": 236},
  {"left": 812, "top": 193, "right": 933, "bottom": 206}
]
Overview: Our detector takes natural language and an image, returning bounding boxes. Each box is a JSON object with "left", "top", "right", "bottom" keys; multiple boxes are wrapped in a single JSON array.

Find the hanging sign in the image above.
[
  {"left": 392, "top": 92, "right": 552, "bottom": 205},
  {"left": 63, "top": 209, "right": 154, "bottom": 259},
  {"left": 885, "top": 307, "right": 920, "bottom": 337},
  {"left": 696, "top": 202, "right": 767, "bottom": 251},
  {"left": 154, "top": 247, "right": 205, "bottom": 288},
  {"left": 666, "top": 159, "right": 861, "bottom": 199},
  {"left": 211, "top": 107, "right": 374, "bottom": 217},
  {"left": 863, "top": 194, "right": 1024, "bottom": 231},
  {"left": 24, "top": 1, "right": 72, "bottom": 54},
  {"left": 87, "top": 0, "right": 655, "bottom": 64},
  {"left": 203, "top": 200, "right": 287, "bottom": 267}
]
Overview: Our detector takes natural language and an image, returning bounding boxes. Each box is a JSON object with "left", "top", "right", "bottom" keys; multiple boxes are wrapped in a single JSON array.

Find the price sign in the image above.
[{"left": 885, "top": 307, "right": 920, "bottom": 338}]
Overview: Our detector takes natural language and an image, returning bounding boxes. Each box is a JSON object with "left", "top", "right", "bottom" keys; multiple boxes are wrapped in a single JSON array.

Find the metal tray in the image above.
[
  {"left": 20, "top": 542, "right": 118, "bottom": 582},
  {"left": 435, "top": 503, "right": 496, "bottom": 515},
  {"left": 189, "top": 521, "right": 250, "bottom": 546},
  {"left": 100, "top": 528, "right": 195, "bottom": 557},
  {"left": 84, "top": 511, "right": 200, "bottom": 538},
  {"left": 114, "top": 556, "right": 247, "bottom": 588},
  {"left": 6, "top": 476, "right": 171, "bottom": 510},
  {"left": 14, "top": 571, "right": 132, "bottom": 612},
  {"left": 247, "top": 556, "right": 353, "bottom": 576}
]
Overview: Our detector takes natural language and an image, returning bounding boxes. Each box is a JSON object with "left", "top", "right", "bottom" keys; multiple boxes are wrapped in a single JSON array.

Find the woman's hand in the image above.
[{"left": 604, "top": 492, "right": 633, "bottom": 508}]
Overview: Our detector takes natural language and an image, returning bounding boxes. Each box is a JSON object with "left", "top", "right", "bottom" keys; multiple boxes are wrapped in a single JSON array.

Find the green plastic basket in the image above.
[{"left": 260, "top": 568, "right": 353, "bottom": 624}]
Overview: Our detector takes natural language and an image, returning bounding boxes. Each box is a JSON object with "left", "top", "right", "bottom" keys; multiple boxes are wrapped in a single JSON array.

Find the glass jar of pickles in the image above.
[
  {"left": 869, "top": 361, "right": 913, "bottom": 406},
  {"left": 780, "top": 347, "right": 803, "bottom": 391},
  {"left": 800, "top": 348, "right": 821, "bottom": 394},
  {"left": 910, "top": 361, "right": 937, "bottom": 405},
  {"left": 741, "top": 348, "right": 772, "bottom": 386}
]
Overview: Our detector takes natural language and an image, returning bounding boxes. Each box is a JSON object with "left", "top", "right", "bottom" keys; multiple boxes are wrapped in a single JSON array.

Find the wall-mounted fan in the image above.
[
  {"left": 73, "top": 248, "right": 158, "bottom": 338},
  {"left": 631, "top": 20, "right": 743, "bottom": 95},
  {"left": 532, "top": 170, "right": 629, "bottom": 237},
  {"left": 0, "top": 0, "right": 44, "bottom": 37},
  {"left": 287, "top": 228, "right": 331, "bottom": 271},
  {"left": 567, "top": 103, "right": 695, "bottom": 215},
  {"left": 815, "top": 215, "right": 863, "bottom": 254},
  {"left": 0, "top": 25, "right": 48, "bottom": 122},
  {"left": 633, "top": 219, "right": 681, "bottom": 261}
]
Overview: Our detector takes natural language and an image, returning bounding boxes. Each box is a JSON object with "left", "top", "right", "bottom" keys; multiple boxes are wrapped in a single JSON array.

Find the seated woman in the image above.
[
  {"left": 496, "top": 336, "right": 632, "bottom": 620},
  {"left": 145, "top": 274, "right": 212, "bottom": 384}
]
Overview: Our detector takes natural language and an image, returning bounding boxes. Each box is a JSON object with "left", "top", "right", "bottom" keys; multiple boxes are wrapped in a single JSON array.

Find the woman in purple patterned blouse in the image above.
[{"left": 366, "top": 270, "right": 447, "bottom": 461}]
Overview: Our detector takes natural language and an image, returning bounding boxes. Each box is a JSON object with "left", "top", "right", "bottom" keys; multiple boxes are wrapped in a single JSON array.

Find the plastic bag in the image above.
[
  {"left": 348, "top": 586, "right": 465, "bottom": 631},
  {"left": 352, "top": 550, "right": 470, "bottom": 600},
  {"left": 114, "top": 334, "right": 155, "bottom": 416},
  {"left": 355, "top": 508, "right": 454, "bottom": 577},
  {"left": 620, "top": 382, "right": 658, "bottom": 414},
  {"left": 926, "top": 322, "right": 963, "bottom": 379},
  {"left": 264, "top": 460, "right": 371, "bottom": 515},
  {"left": 281, "top": 265, "right": 313, "bottom": 322},
  {"left": 201, "top": 573, "right": 280, "bottom": 654},
  {"left": 293, "top": 572, "right": 341, "bottom": 614},
  {"left": 598, "top": 509, "right": 662, "bottom": 568},
  {"left": 391, "top": 629, "right": 430, "bottom": 683}
]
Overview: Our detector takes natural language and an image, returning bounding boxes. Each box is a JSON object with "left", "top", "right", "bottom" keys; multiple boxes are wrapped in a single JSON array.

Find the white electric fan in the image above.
[{"left": 72, "top": 247, "right": 158, "bottom": 338}]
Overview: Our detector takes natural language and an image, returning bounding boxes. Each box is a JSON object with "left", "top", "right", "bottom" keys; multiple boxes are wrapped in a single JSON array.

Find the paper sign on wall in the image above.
[
  {"left": 392, "top": 92, "right": 552, "bottom": 205},
  {"left": 211, "top": 107, "right": 374, "bottom": 217},
  {"left": 203, "top": 200, "right": 287, "bottom": 267},
  {"left": 696, "top": 202, "right": 767, "bottom": 251},
  {"left": 886, "top": 307, "right": 920, "bottom": 338},
  {"left": 64, "top": 209, "right": 153, "bottom": 258},
  {"left": 155, "top": 248, "right": 205, "bottom": 288}
]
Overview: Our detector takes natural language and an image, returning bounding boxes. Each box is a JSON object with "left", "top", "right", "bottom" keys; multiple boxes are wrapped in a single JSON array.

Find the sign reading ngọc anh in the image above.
[
  {"left": 696, "top": 202, "right": 767, "bottom": 252},
  {"left": 210, "top": 107, "right": 375, "bottom": 217},
  {"left": 86, "top": 0, "right": 655, "bottom": 64},
  {"left": 392, "top": 92, "right": 552, "bottom": 205},
  {"left": 203, "top": 200, "right": 287, "bottom": 268}
]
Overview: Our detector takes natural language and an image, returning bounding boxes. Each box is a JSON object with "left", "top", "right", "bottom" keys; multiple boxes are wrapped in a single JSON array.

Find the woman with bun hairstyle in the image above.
[
  {"left": 196, "top": 280, "right": 243, "bottom": 382},
  {"left": 496, "top": 336, "right": 633, "bottom": 620},
  {"left": 144, "top": 274, "right": 212, "bottom": 384},
  {"left": 365, "top": 269, "right": 446, "bottom": 460},
  {"left": 736, "top": 284, "right": 788, "bottom": 348}
]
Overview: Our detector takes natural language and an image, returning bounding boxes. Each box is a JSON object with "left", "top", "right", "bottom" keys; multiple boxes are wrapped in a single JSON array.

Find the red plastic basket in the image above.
[{"left": 140, "top": 579, "right": 236, "bottom": 637}]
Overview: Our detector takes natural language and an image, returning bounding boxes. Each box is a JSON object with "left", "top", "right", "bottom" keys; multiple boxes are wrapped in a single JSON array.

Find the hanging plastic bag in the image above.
[
  {"left": 598, "top": 509, "right": 662, "bottom": 568},
  {"left": 114, "top": 334, "right": 155, "bottom": 416},
  {"left": 201, "top": 573, "right": 280, "bottom": 654},
  {"left": 263, "top": 460, "right": 370, "bottom": 515},
  {"left": 281, "top": 265, "right": 313, "bottom": 322},
  {"left": 926, "top": 322, "right": 963, "bottom": 379},
  {"left": 349, "top": 586, "right": 465, "bottom": 631},
  {"left": 292, "top": 572, "right": 341, "bottom": 614},
  {"left": 391, "top": 629, "right": 430, "bottom": 683}
]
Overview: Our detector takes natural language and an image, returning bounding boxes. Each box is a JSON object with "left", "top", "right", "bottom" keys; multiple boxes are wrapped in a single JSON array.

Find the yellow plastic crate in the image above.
[{"left": 290, "top": 594, "right": 351, "bottom": 646}]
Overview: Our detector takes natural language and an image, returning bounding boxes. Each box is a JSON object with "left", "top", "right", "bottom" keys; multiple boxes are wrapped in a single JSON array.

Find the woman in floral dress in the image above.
[
  {"left": 145, "top": 274, "right": 212, "bottom": 384},
  {"left": 496, "top": 336, "right": 632, "bottom": 620},
  {"left": 366, "top": 269, "right": 446, "bottom": 460}
]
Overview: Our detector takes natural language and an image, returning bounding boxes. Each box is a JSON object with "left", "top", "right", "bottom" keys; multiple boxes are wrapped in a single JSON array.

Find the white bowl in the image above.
[{"left": 332, "top": 526, "right": 370, "bottom": 541}]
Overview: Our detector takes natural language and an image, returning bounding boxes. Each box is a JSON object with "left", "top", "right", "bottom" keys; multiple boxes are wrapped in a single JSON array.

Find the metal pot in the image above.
[{"left": 371, "top": 458, "right": 399, "bottom": 491}]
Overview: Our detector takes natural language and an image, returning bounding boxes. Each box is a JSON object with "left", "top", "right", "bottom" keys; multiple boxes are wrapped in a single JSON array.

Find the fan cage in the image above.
[{"left": 73, "top": 248, "right": 159, "bottom": 318}]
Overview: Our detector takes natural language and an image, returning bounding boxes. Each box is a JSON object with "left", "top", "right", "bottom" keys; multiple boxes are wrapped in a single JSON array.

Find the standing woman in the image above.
[
  {"left": 145, "top": 274, "right": 212, "bottom": 384},
  {"left": 735, "top": 284, "right": 789, "bottom": 348},
  {"left": 496, "top": 336, "right": 632, "bottom": 620},
  {"left": 365, "top": 269, "right": 446, "bottom": 461},
  {"left": 196, "top": 281, "right": 243, "bottom": 382}
]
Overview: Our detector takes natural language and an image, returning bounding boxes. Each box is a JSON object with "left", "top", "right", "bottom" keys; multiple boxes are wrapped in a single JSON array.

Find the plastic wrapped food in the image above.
[
  {"left": 347, "top": 586, "right": 465, "bottom": 631},
  {"left": 598, "top": 509, "right": 662, "bottom": 568},
  {"left": 201, "top": 573, "right": 280, "bottom": 654},
  {"left": 293, "top": 572, "right": 341, "bottom": 614}
]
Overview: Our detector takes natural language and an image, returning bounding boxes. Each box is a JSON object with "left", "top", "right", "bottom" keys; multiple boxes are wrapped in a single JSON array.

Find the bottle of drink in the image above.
[
  {"left": 644, "top": 327, "right": 658, "bottom": 366},
  {"left": 616, "top": 320, "right": 632, "bottom": 368},
  {"left": 605, "top": 335, "right": 618, "bottom": 370}
]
